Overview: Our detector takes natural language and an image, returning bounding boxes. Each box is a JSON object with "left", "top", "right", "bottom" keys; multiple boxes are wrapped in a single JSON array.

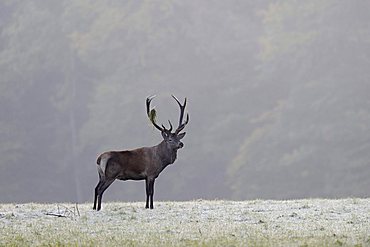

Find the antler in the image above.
[
  {"left": 146, "top": 95, "right": 189, "bottom": 134},
  {"left": 146, "top": 95, "right": 173, "bottom": 133},
  {"left": 146, "top": 95, "right": 163, "bottom": 132},
  {"left": 172, "top": 95, "right": 189, "bottom": 134}
]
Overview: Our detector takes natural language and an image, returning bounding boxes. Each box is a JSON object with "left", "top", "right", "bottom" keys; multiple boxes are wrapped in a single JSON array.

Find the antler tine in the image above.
[
  {"left": 172, "top": 95, "right": 187, "bottom": 126},
  {"left": 146, "top": 95, "right": 155, "bottom": 115},
  {"left": 175, "top": 113, "right": 189, "bottom": 134},
  {"left": 161, "top": 121, "right": 173, "bottom": 132},
  {"left": 172, "top": 95, "right": 189, "bottom": 134},
  {"left": 146, "top": 95, "right": 164, "bottom": 132},
  {"left": 168, "top": 120, "right": 173, "bottom": 132}
]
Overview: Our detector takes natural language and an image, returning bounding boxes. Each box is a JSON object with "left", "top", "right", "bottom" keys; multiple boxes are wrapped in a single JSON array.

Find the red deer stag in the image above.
[{"left": 93, "top": 95, "right": 189, "bottom": 211}]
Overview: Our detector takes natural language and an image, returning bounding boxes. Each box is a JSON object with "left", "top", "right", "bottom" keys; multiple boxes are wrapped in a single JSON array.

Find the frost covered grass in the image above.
[{"left": 0, "top": 199, "right": 369, "bottom": 246}]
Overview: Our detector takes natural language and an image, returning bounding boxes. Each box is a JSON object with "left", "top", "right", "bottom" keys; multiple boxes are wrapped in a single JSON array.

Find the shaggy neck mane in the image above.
[{"left": 157, "top": 141, "right": 178, "bottom": 165}]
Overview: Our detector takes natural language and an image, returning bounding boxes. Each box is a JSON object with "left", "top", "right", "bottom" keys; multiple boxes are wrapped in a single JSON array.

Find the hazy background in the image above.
[{"left": 1, "top": 0, "right": 369, "bottom": 203}]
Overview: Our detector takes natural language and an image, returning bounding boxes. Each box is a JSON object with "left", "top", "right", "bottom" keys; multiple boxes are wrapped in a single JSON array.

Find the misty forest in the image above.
[{"left": 1, "top": 0, "right": 369, "bottom": 203}]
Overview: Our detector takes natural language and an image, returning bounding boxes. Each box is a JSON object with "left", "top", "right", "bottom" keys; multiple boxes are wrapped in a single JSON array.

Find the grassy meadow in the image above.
[{"left": 0, "top": 199, "right": 369, "bottom": 246}]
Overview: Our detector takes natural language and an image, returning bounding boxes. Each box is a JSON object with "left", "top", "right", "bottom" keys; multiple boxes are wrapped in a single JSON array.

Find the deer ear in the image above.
[
  {"left": 161, "top": 131, "right": 169, "bottom": 139},
  {"left": 178, "top": 132, "right": 186, "bottom": 139}
]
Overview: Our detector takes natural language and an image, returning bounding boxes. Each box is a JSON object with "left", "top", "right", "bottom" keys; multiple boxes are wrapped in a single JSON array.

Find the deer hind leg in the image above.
[
  {"left": 97, "top": 179, "right": 115, "bottom": 211},
  {"left": 93, "top": 180, "right": 103, "bottom": 210}
]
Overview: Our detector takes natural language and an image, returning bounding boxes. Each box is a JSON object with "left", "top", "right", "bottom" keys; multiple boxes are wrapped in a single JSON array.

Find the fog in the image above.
[{"left": 1, "top": 0, "right": 369, "bottom": 203}]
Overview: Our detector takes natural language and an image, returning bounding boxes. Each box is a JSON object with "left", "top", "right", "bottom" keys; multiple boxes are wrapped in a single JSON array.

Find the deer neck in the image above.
[{"left": 157, "top": 141, "right": 178, "bottom": 165}]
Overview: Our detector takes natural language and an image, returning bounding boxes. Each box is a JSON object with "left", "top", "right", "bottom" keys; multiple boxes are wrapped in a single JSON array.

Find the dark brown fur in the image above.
[{"left": 93, "top": 95, "right": 188, "bottom": 211}]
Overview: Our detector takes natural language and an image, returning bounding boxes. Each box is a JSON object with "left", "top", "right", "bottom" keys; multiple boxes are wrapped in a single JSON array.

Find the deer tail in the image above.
[{"left": 97, "top": 153, "right": 110, "bottom": 178}]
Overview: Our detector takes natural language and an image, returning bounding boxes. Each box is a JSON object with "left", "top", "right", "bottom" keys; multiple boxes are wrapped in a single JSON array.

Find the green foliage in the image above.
[
  {"left": 228, "top": 0, "right": 370, "bottom": 199},
  {"left": 148, "top": 108, "right": 157, "bottom": 125}
]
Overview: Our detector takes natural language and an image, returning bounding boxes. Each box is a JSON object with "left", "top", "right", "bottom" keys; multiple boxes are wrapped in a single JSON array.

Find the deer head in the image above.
[{"left": 146, "top": 95, "right": 189, "bottom": 150}]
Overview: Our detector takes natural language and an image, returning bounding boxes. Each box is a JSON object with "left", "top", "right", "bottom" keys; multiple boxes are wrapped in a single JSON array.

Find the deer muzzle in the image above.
[{"left": 178, "top": 142, "right": 184, "bottom": 149}]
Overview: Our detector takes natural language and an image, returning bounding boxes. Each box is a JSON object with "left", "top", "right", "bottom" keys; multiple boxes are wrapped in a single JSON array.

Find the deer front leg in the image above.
[
  {"left": 145, "top": 178, "right": 150, "bottom": 209},
  {"left": 149, "top": 179, "right": 155, "bottom": 209},
  {"left": 145, "top": 178, "right": 155, "bottom": 209}
]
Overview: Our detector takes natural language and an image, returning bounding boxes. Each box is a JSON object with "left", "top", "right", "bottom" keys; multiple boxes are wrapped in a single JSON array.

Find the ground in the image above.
[{"left": 0, "top": 199, "right": 369, "bottom": 246}]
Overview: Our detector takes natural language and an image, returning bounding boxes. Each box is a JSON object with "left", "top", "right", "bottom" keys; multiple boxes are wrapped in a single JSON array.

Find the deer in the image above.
[{"left": 93, "top": 95, "right": 189, "bottom": 211}]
